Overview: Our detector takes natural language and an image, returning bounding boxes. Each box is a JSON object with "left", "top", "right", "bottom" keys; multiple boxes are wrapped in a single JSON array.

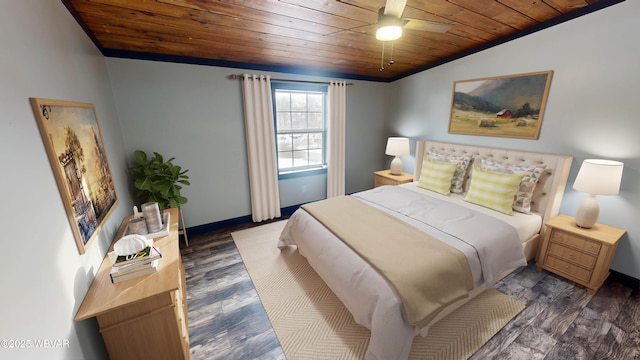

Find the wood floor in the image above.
[{"left": 181, "top": 221, "right": 640, "bottom": 360}]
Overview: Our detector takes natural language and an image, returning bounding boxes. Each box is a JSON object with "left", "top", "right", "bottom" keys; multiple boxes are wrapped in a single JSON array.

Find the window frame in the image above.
[{"left": 271, "top": 82, "right": 328, "bottom": 179}]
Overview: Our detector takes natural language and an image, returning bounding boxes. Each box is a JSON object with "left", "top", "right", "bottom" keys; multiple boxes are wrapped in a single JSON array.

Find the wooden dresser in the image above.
[
  {"left": 374, "top": 170, "right": 414, "bottom": 187},
  {"left": 75, "top": 208, "right": 189, "bottom": 359},
  {"left": 537, "top": 214, "right": 625, "bottom": 294}
]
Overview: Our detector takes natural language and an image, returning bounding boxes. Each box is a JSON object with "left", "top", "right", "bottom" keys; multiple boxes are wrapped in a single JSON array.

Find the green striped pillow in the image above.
[
  {"left": 418, "top": 158, "right": 458, "bottom": 195},
  {"left": 464, "top": 165, "right": 525, "bottom": 215}
]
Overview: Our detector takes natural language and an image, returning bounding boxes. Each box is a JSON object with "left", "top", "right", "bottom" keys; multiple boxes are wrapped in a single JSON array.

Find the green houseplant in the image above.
[{"left": 129, "top": 150, "right": 190, "bottom": 210}]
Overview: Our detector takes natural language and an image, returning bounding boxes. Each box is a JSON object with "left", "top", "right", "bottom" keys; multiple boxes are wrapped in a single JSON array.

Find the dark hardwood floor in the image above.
[{"left": 180, "top": 221, "right": 640, "bottom": 360}]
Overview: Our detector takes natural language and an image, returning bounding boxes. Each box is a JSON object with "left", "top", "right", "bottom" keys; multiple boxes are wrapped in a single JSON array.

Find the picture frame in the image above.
[
  {"left": 448, "top": 70, "right": 553, "bottom": 139},
  {"left": 30, "top": 98, "right": 118, "bottom": 254}
]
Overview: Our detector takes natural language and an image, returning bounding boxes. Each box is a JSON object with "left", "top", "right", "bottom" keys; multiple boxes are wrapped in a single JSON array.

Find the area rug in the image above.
[{"left": 232, "top": 221, "right": 524, "bottom": 360}]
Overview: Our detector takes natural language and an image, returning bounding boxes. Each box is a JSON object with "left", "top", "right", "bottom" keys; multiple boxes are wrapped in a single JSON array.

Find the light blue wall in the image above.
[
  {"left": 106, "top": 59, "right": 389, "bottom": 227},
  {"left": 2, "top": 2, "right": 638, "bottom": 359},
  {"left": 1, "top": 1, "right": 133, "bottom": 359},
  {"left": 387, "top": 1, "right": 640, "bottom": 279}
]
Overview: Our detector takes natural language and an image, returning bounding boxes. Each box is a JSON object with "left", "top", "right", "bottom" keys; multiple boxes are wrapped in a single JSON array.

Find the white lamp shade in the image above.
[
  {"left": 573, "top": 159, "right": 624, "bottom": 195},
  {"left": 573, "top": 159, "right": 623, "bottom": 228},
  {"left": 385, "top": 137, "right": 409, "bottom": 175},
  {"left": 385, "top": 137, "right": 410, "bottom": 156}
]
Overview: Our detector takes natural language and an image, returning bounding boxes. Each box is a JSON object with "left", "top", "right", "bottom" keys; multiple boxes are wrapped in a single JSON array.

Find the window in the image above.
[{"left": 272, "top": 82, "right": 327, "bottom": 176}]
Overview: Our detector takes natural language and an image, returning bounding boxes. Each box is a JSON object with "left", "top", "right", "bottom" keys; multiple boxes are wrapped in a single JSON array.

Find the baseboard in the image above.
[
  {"left": 186, "top": 204, "right": 300, "bottom": 236},
  {"left": 609, "top": 270, "right": 640, "bottom": 292}
]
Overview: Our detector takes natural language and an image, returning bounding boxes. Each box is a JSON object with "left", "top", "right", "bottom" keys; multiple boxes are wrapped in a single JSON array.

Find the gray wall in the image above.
[
  {"left": 1, "top": 1, "right": 132, "bottom": 359},
  {"left": 387, "top": 0, "right": 640, "bottom": 279},
  {"left": 106, "top": 59, "right": 389, "bottom": 227}
]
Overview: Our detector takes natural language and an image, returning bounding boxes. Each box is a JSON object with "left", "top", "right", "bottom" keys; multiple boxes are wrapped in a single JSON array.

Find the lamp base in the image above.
[
  {"left": 575, "top": 195, "right": 599, "bottom": 229},
  {"left": 390, "top": 156, "right": 403, "bottom": 175}
]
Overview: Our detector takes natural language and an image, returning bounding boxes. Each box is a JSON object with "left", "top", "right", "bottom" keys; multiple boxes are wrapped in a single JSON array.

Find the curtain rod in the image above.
[{"left": 228, "top": 74, "right": 354, "bottom": 86}]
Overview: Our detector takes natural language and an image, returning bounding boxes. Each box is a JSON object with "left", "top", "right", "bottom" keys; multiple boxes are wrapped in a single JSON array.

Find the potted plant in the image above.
[{"left": 129, "top": 150, "right": 190, "bottom": 210}]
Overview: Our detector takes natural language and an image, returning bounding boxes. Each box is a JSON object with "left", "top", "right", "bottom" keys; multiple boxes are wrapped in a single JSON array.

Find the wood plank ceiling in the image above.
[{"left": 63, "top": 0, "right": 617, "bottom": 81}]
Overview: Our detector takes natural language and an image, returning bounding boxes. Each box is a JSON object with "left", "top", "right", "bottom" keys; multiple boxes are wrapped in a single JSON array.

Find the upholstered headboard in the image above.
[{"left": 414, "top": 140, "right": 573, "bottom": 240}]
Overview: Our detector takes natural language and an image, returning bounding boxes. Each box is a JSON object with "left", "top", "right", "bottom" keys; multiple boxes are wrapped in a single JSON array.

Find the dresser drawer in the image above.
[
  {"left": 547, "top": 242, "right": 597, "bottom": 269},
  {"left": 550, "top": 230, "right": 601, "bottom": 255},
  {"left": 545, "top": 255, "right": 593, "bottom": 283}
]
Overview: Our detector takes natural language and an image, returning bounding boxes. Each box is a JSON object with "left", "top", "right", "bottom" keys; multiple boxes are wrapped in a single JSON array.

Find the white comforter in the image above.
[{"left": 278, "top": 185, "right": 534, "bottom": 360}]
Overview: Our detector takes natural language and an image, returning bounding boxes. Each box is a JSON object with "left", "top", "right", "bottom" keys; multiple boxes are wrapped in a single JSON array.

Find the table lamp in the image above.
[
  {"left": 572, "top": 159, "right": 623, "bottom": 228},
  {"left": 385, "top": 137, "right": 409, "bottom": 175}
]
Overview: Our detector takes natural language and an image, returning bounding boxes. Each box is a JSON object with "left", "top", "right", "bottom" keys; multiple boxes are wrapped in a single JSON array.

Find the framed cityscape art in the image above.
[{"left": 30, "top": 98, "right": 118, "bottom": 254}]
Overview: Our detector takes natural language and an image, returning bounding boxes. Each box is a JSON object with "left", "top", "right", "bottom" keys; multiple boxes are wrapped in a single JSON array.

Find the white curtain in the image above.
[
  {"left": 327, "top": 80, "right": 347, "bottom": 198},
  {"left": 241, "top": 74, "right": 281, "bottom": 222}
]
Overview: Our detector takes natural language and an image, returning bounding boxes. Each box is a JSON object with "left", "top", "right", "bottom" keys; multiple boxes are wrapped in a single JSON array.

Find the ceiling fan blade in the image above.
[
  {"left": 384, "top": 0, "right": 407, "bottom": 18},
  {"left": 403, "top": 18, "right": 453, "bottom": 33}
]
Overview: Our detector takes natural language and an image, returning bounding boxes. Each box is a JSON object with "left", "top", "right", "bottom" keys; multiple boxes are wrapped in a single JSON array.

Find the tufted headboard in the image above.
[{"left": 414, "top": 140, "right": 573, "bottom": 243}]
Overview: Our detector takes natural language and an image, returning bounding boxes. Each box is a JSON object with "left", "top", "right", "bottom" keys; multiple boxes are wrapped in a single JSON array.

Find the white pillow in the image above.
[
  {"left": 418, "top": 158, "right": 458, "bottom": 195},
  {"left": 464, "top": 166, "right": 525, "bottom": 215}
]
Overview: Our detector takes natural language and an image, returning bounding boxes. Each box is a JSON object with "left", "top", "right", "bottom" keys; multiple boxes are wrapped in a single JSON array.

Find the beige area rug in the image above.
[{"left": 232, "top": 221, "right": 524, "bottom": 360}]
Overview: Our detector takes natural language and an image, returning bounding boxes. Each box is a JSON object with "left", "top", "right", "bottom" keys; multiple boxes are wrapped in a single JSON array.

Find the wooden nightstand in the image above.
[
  {"left": 374, "top": 170, "right": 414, "bottom": 187},
  {"left": 536, "top": 214, "right": 625, "bottom": 294}
]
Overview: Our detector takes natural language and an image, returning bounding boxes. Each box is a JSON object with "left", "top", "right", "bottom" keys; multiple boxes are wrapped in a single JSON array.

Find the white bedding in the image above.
[
  {"left": 353, "top": 185, "right": 534, "bottom": 286},
  {"left": 398, "top": 182, "right": 543, "bottom": 243},
  {"left": 278, "top": 184, "right": 540, "bottom": 360}
]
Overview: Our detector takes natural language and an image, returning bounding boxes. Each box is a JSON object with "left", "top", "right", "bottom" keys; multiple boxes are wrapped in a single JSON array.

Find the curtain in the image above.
[
  {"left": 327, "top": 80, "right": 347, "bottom": 198},
  {"left": 241, "top": 74, "right": 281, "bottom": 222}
]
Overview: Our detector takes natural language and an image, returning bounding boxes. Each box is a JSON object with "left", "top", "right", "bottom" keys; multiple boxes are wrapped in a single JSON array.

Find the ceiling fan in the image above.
[
  {"left": 336, "top": 0, "right": 453, "bottom": 71},
  {"left": 371, "top": 0, "right": 453, "bottom": 71},
  {"left": 376, "top": 0, "right": 453, "bottom": 41}
]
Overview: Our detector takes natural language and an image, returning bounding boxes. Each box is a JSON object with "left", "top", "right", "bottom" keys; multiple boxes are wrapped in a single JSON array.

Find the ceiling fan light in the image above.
[{"left": 376, "top": 25, "right": 402, "bottom": 41}]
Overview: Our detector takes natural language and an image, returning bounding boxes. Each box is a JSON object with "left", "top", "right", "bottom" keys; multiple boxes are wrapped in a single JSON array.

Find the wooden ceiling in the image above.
[{"left": 63, "top": 0, "right": 619, "bottom": 81}]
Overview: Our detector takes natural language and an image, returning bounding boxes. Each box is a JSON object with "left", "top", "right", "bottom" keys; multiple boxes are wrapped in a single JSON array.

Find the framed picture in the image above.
[
  {"left": 448, "top": 70, "right": 553, "bottom": 139},
  {"left": 30, "top": 98, "right": 118, "bottom": 254}
]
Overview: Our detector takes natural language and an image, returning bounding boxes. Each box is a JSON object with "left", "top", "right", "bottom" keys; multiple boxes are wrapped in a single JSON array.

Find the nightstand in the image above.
[
  {"left": 374, "top": 170, "right": 414, "bottom": 187},
  {"left": 536, "top": 214, "right": 625, "bottom": 294}
]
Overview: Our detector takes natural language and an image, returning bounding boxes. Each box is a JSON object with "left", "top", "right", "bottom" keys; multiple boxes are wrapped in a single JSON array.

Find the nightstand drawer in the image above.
[
  {"left": 375, "top": 176, "right": 399, "bottom": 187},
  {"left": 537, "top": 214, "right": 625, "bottom": 294},
  {"left": 550, "top": 230, "right": 601, "bottom": 255},
  {"left": 547, "top": 242, "right": 597, "bottom": 269},
  {"left": 545, "top": 255, "right": 593, "bottom": 283}
]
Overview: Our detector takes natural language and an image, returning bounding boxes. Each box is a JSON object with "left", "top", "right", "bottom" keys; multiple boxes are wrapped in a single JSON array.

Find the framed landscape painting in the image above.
[
  {"left": 448, "top": 70, "right": 553, "bottom": 139},
  {"left": 30, "top": 98, "right": 118, "bottom": 254}
]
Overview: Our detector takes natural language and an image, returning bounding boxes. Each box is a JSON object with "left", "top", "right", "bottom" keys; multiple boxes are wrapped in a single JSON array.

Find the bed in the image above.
[{"left": 278, "top": 140, "right": 572, "bottom": 360}]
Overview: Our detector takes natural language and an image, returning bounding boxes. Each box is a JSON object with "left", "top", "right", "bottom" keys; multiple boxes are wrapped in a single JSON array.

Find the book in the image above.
[
  {"left": 110, "top": 259, "right": 159, "bottom": 283},
  {"left": 110, "top": 245, "right": 162, "bottom": 268},
  {"left": 112, "top": 257, "right": 156, "bottom": 275}
]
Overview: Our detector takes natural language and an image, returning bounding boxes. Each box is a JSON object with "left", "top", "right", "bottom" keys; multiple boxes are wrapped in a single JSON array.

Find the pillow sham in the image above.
[
  {"left": 479, "top": 157, "right": 547, "bottom": 214},
  {"left": 464, "top": 165, "right": 525, "bottom": 215},
  {"left": 427, "top": 151, "right": 473, "bottom": 194},
  {"left": 417, "top": 158, "right": 458, "bottom": 195}
]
